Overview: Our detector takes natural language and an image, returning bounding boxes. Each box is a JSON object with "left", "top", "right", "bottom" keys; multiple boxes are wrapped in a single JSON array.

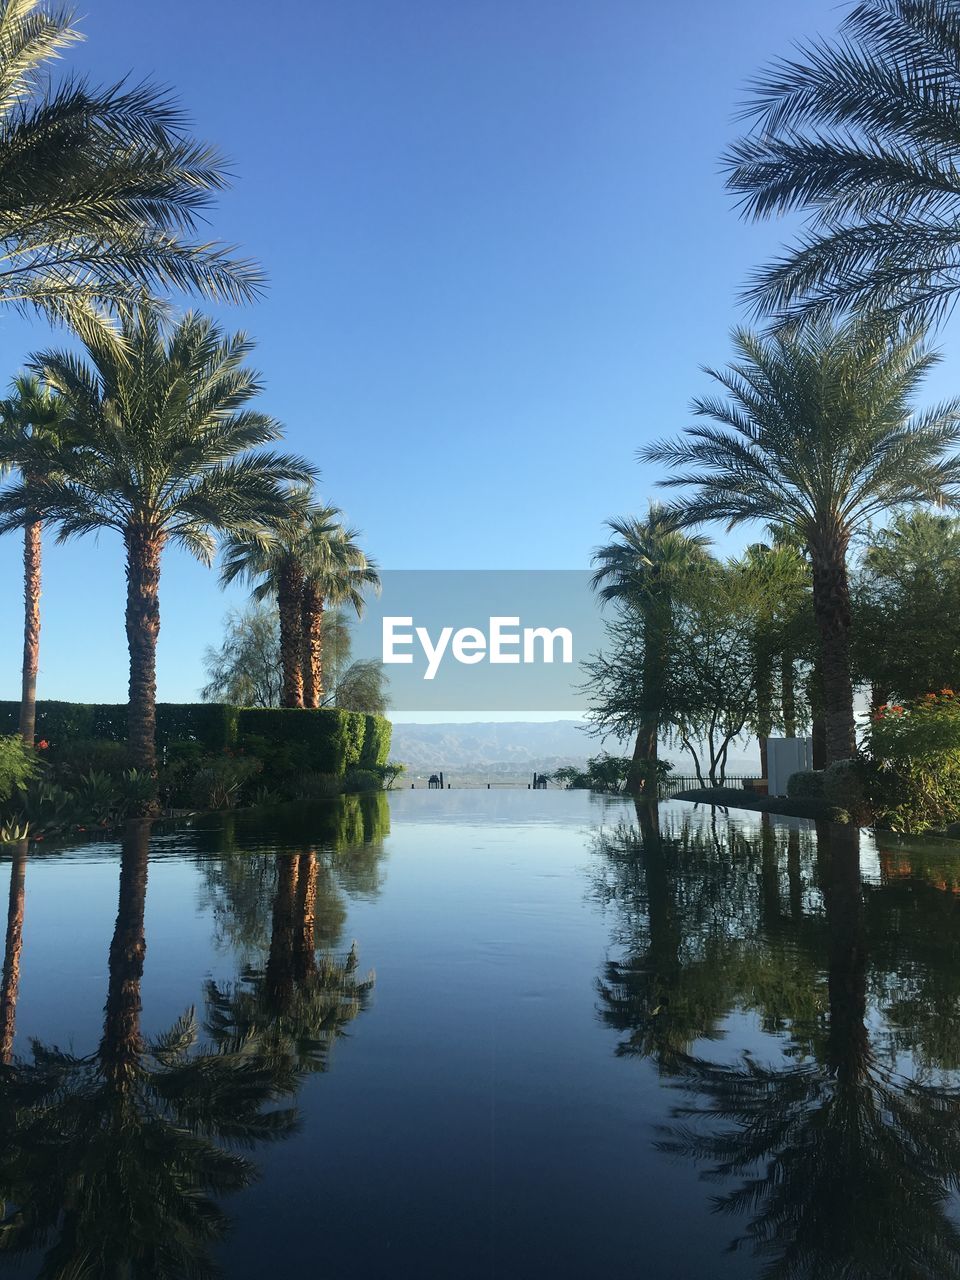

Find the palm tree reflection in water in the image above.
[
  {"left": 0, "top": 822, "right": 302, "bottom": 1277},
  {"left": 596, "top": 805, "right": 960, "bottom": 1278}
]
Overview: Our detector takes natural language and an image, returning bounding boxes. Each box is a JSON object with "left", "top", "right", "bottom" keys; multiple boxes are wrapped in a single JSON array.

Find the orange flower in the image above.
[
  {"left": 942, "top": 688, "right": 955, "bottom": 697},
  {"left": 891, "top": 705, "right": 905, "bottom": 715},
  {"left": 925, "top": 692, "right": 937, "bottom": 701}
]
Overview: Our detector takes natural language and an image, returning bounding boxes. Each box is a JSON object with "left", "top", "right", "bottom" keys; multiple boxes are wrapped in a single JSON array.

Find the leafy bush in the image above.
[
  {"left": 379, "top": 760, "right": 406, "bottom": 790},
  {"left": 822, "top": 759, "right": 872, "bottom": 823},
  {"left": 189, "top": 756, "right": 261, "bottom": 810},
  {"left": 868, "top": 690, "right": 960, "bottom": 832},
  {"left": 291, "top": 771, "right": 342, "bottom": 800},
  {"left": 50, "top": 738, "right": 129, "bottom": 778},
  {"left": 0, "top": 735, "right": 40, "bottom": 804},
  {"left": 118, "top": 769, "right": 158, "bottom": 818},
  {"left": 787, "top": 770, "right": 825, "bottom": 799},
  {"left": 342, "top": 767, "right": 381, "bottom": 794},
  {"left": 71, "top": 770, "right": 119, "bottom": 825}
]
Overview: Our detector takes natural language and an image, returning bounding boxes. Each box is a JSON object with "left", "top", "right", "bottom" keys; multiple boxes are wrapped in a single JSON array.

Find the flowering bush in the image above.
[{"left": 867, "top": 690, "right": 960, "bottom": 832}]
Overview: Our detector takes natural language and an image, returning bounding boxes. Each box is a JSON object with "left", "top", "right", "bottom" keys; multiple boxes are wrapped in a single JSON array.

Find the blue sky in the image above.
[{"left": 1, "top": 0, "right": 957, "bottom": 708}]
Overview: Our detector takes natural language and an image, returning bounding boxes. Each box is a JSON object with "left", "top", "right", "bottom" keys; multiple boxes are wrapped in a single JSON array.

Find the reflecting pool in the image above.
[{"left": 2, "top": 791, "right": 960, "bottom": 1277}]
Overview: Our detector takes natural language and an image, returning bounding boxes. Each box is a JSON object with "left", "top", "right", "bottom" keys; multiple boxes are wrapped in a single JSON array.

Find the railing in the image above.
[{"left": 662, "top": 775, "right": 761, "bottom": 794}]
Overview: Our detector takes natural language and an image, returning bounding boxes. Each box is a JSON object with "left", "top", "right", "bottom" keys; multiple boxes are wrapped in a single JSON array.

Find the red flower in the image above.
[
  {"left": 37, "top": 739, "right": 49, "bottom": 750},
  {"left": 891, "top": 705, "right": 905, "bottom": 715}
]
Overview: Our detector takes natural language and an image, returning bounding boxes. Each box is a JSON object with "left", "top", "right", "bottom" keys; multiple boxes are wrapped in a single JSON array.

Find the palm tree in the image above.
[
  {"left": 0, "top": 0, "right": 260, "bottom": 344},
  {"left": 742, "top": 542, "right": 812, "bottom": 774},
  {"left": 220, "top": 496, "right": 320, "bottom": 709},
  {"left": 0, "top": 308, "right": 315, "bottom": 800},
  {"left": 0, "top": 377, "right": 69, "bottom": 744},
  {"left": 658, "top": 827, "right": 960, "bottom": 1279},
  {"left": 591, "top": 505, "right": 710, "bottom": 796},
  {"left": 205, "top": 850, "right": 375, "bottom": 1074},
  {"left": 301, "top": 521, "right": 380, "bottom": 708},
  {"left": 0, "top": 822, "right": 300, "bottom": 1277},
  {"left": 642, "top": 320, "right": 960, "bottom": 764},
  {"left": 723, "top": 0, "right": 960, "bottom": 326},
  {"left": 221, "top": 502, "right": 379, "bottom": 710}
]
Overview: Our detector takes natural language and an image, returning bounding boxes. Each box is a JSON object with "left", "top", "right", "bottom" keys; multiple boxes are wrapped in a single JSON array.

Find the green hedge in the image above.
[
  {"left": 0, "top": 701, "right": 390, "bottom": 775},
  {"left": 236, "top": 707, "right": 372, "bottom": 775},
  {"left": 360, "top": 713, "right": 392, "bottom": 768},
  {"left": 0, "top": 701, "right": 239, "bottom": 752}
]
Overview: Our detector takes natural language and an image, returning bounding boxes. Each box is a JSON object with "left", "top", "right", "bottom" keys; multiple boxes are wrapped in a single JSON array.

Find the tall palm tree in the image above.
[
  {"left": 0, "top": 309, "right": 315, "bottom": 800},
  {"left": 220, "top": 499, "right": 319, "bottom": 709},
  {"left": 0, "top": 0, "right": 260, "bottom": 344},
  {"left": 723, "top": 0, "right": 960, "bottom": 326},
  {"left": 742, "top": 542, "right": 812, "bottom": 773},
  {"left": 301, "top": 521, "right": 380, "bottom": 708},
  {"left": 221, "top": 502, "right": 379, "bottom": 710},
  {"left": 642, "top": 320, "right": 960, "bottom": 764},
  {"left": 591, "top": 505, "right": 710, "bottom": 796},
  {"left": 0, "top": 377, "right": 69, "bottom": 744}
]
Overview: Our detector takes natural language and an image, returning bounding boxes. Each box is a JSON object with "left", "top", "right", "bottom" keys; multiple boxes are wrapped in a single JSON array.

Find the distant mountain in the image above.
[
  {"left": 389, "top": 719, "right": 762, "bottom": 782},
  {"left": 390, "top": 720, "right": 593, "bottom": 775}
]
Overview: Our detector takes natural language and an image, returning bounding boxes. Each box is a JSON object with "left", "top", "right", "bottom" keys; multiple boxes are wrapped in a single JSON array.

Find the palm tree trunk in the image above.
[
  {"left": 100, "top": 821, "right": 150, "bottom": 1088},
  {"left": 294, "top": 850, "right": 318, "bottom": 981},
  {"left": 627, "top": 602, "right": 666, "bottom": 798},
  {"left": 124, "top": 525, "right": 164, "bottom": 796},
  {"left": 781, "top": 651, "right": 798, "bottom": 737},
  {"left": 0, "top": 840, "right": 27, "bottom": 1065},
  {"left": 810, "top": 537, "right": 857, "bottom": 764},
  {"left": 278, "top": 558, "right": 305, "bottom": 708},
  {"left": 266, "top": 854, "right": 299, "bottom": 1008},
  {"left": 819, "top": 822, "right": 869, "bottom": 1083},
  {"left": 19, "top": 520, "right": 42, "bottom": 745},
  {"left": 301, "top": 584, "right": 324, "bottom": 709},
  {"left": 755, "top": 643, "right": 773, "bottom": 777},
  {"left": 809, "top": 662, "right": 827, "bottom": 770}
]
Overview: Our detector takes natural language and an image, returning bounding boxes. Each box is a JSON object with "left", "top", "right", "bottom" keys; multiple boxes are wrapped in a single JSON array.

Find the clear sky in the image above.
[{"left": 1, "top": 0, "right": 958, "bottom": 708}]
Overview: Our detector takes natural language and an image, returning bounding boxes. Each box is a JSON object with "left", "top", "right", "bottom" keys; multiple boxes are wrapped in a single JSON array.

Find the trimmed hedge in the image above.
[
  {"left": 787, "top": 770, "right": 825, "bottom": 799},
  {"left": 0, "top": 700, "right": 390, "bottom": 776},
  {"left": 360, "top": 713, "right": 392, "bottom": 768},
  {"left": 236, "top": 707, "right": 375, "bottom": 775}
]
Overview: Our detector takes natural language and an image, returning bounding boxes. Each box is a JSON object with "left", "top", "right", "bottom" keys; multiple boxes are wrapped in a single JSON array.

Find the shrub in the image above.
[
  {"left": 291, "top": 770, "right": 342, "bottom": 800},
  {"left": 71, "top": 770, "right": 119, "bottom": 825},
  {"left": 0, "top": 736, "right": 40, "bottom": 804},
  {"left": 190, "top": 756, "right": 261, "bottom": 811},
  {"left": 868, "top": 690, "right": 960, "bottom": 832},
  {"left": 119, "top": 769, "right": 158, "bottom": 818},
  {"left": 822, "top": 759, "right": 874, "bottom": 824},
  {"left": 51, "top": 738, "right": 129, "bottom": 778},
  {"left": 787, "top": 770, "right": 825, "bottom": 799},
  {"left": 342, "top": 767, "right": 381, "bottom": 794}
]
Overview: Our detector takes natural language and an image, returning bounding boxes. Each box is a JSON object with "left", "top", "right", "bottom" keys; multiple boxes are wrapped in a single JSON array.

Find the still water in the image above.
[{"left": 2, "top": 790, "right": 960, "bottom": 1278}]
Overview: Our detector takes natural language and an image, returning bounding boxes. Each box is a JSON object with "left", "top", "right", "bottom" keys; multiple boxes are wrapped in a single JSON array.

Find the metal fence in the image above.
[{"left": 662, "top": 775, "right": 761, "bottom": 794}]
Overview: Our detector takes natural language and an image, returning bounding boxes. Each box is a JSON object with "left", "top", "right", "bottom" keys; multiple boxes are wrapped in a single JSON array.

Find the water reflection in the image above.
[
  {"left": 0, "top": 796, "right": 388, "bottom": 1278},
  {"left": 595, "top": 803, "right": 960, "bottom": 1278}
]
